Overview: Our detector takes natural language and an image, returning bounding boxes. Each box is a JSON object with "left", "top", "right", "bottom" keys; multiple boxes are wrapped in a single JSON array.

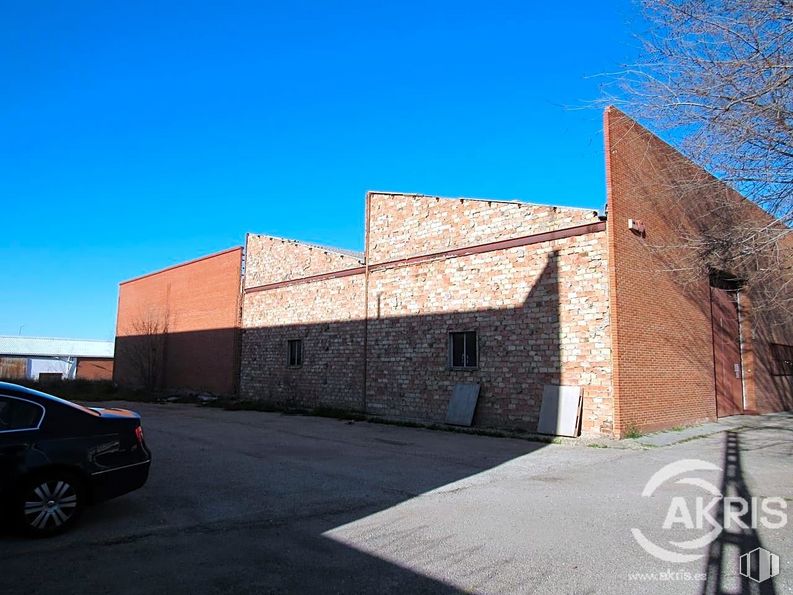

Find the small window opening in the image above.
[
  {"left": 449, "top": 331, "right": 478, "bottom": 369},
  {"left": 287, "top": 339, "right": 303, "bottom": 368}
]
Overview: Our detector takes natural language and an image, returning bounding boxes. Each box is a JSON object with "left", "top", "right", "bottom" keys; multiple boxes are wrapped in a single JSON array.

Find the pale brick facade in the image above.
[
  {"left": 367, "top": 193, "right": 601, "bottom": 262},
  {"left": 239, "top": 195, "right": 615, "bottom": 436},
  {"left": 240, "top": 235, "right": 366, "bottom": 410},
  {"left": 244, "top": 234, "right": 364, "bottom": 288}
]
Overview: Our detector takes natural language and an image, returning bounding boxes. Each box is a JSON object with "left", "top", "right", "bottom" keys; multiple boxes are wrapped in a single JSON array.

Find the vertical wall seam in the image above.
[
  {"left": 234, "top": 241, "right": 246, "bottom": 396},
  {"left": 362, "top": 192, "right": 372, "bottom": 413}
]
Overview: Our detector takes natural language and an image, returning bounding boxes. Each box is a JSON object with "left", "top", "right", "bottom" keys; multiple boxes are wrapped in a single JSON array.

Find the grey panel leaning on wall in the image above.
[
  {"left": 445, "top": 383, "right": 481, "bottom": 426},
  {"left": 537, "top": 385, "right": 582, "bottom": 437}
]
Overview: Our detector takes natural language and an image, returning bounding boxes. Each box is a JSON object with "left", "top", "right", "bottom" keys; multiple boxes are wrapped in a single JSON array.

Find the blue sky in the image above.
[{"left": 1, "top": 0, "right": 642, "bottom": 340}]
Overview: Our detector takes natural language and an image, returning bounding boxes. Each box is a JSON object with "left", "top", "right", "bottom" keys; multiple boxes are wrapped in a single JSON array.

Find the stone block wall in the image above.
[
  {"left": 240, "top": 236, "right": 366, "bottom": 410},
  {"left": 240, "top": 194, "right": 614, "bottom": 436},
  {"left": 365, "top": 228, "right": 612, "bottom": 434},
  {"left": 367, "top": 192, "right": 600, "bottom": 262},
  {"left": 245, "top": 234, "right": 363, "bottom": 288}
]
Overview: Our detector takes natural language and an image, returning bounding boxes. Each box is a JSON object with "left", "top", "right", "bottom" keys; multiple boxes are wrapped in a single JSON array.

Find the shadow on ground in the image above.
[
  {"left": 0, "top": 404, "right": 558, "bottom": 594},
  {"left": 701, "top": 420, "right": 793, "bottom": 595}
]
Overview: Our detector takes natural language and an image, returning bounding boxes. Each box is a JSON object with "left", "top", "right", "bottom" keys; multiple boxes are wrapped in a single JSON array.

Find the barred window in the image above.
[{"left": 287, "top": 339, "right": 303, "bottom": 368}]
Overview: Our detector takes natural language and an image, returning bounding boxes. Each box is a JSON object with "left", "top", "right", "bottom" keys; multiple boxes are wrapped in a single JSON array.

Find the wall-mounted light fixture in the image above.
[{"left": 628, "top": 218, "right": 646, "bottom": 235}]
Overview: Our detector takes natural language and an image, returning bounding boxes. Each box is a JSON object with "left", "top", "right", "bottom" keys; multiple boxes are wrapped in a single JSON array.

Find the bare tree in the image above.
[
  {"left": 121, "top": 307, "right": 170, "bottom": 391},
  {"left": 608, "top": 0, "right": 793, "bottom": 317}
]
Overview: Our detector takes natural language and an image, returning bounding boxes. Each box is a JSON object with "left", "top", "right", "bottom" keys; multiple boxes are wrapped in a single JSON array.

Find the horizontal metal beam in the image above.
[
  {"left": 370, "top": 222, "right": 607, "bottom": 272},
  {"left": 244, "top": 221, "right": 606, "bottom": 294},
  {"left": 245, "top": 266, "right": 366, "bottom": 294}
]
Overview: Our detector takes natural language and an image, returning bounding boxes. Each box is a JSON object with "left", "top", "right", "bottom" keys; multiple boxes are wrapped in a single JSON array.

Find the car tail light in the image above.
[{"left": 135, "top": 425, "right": 145, "bottom": 445}]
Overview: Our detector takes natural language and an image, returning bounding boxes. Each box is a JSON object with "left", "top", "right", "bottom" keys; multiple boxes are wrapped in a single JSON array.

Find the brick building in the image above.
[
  {"left": 604, "top": 108, "right": 793, "bottom": 433},
  {"left": 0, "top": 336, "right": 114, "bottom": 381},
  {"left": 117, "top": 109, "right": 793, "bottom": 436},
  {"left": 240, "top": 202, "right": 613, "bottom": 433},
  {"left": 114, "top": 247, "right": 244, "bottom": 395}
]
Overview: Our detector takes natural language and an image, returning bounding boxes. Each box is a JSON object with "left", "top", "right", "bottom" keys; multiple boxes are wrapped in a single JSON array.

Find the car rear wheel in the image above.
[{"left": 17, "top": 473, "right": 85, "bottom": 536}]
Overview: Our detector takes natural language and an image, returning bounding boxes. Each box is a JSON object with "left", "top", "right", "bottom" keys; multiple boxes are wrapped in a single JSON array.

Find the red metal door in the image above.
[{"left": 711, "top": 287, "right": 744, "bottom": 417}]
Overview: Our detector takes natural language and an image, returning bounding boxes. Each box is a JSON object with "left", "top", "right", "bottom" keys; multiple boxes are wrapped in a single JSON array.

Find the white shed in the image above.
[{"left": 0, "top": 336, "right": 115, "bottom": 381}]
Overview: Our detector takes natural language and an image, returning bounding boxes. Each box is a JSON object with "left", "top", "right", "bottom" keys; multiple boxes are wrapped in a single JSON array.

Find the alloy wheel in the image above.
[{"left": 23, "top": 480, "right": 79, "bottom": 530}]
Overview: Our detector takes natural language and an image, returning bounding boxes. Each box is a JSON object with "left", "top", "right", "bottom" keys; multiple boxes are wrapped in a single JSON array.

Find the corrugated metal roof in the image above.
[
  {"left": 0, "top": 336, "right": 114, "bottom": 358},
  {"left": 252, "top": 234, "right": 365, "bottom": 262}
]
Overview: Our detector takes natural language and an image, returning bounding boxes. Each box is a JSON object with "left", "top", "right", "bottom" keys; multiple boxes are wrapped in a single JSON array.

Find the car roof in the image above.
[
  {"left": 0, "top": 381, "right": 98, "bottom": 416},
  {"left": 0, "top": 381, "right": 56, "bottom": 401}
]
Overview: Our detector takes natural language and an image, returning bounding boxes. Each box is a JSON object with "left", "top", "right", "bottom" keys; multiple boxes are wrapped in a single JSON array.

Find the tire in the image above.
[{"left": 16, "top": 472, "right": 86, "bottom": 537}]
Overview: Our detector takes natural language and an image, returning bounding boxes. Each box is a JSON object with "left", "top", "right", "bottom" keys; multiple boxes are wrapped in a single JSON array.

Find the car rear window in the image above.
[
  {"left": 0, "top": 397, "right": 44, "bottom": 431},
  {"left": 42, "top": 393, "right": 101, "bottom": 416},
  {"left": 19, "top": 387, "right": 101, "bottom": 417}
]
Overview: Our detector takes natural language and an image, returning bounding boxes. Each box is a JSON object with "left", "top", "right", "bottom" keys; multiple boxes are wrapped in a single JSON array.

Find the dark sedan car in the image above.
[{"left": 0, "top": 382, "right": 151, "bottom": 536}]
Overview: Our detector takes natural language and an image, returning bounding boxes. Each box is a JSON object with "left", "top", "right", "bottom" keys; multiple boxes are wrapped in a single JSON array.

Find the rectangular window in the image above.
[
  {"left": 287, "top": 339, "right": 303, "bottom": 368},
  {"left": 449, "top": 331, "right": 478, "bottom": 369},
  {"left": 770, "top": 343, "right": 793, "bottom": 376}
]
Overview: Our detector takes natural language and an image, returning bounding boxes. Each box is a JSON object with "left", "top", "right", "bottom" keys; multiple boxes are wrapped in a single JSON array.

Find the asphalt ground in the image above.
[{"left": 2, "top": 403, "right": 791, "bottom": 594}]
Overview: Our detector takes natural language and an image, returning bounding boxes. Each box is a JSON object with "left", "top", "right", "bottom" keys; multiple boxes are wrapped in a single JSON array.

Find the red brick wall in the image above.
[
  {"left": 114, "top": 247, "right": 243, "bottom": 394},
  {"left": 605, "top": 107, "right": 793, "bottom": 435},
  {"left": 75, "top": 358, "right": 114, "bottom": 381},
  {"left": 745, "top": 265, "right": 793, "bottom": 412}
]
